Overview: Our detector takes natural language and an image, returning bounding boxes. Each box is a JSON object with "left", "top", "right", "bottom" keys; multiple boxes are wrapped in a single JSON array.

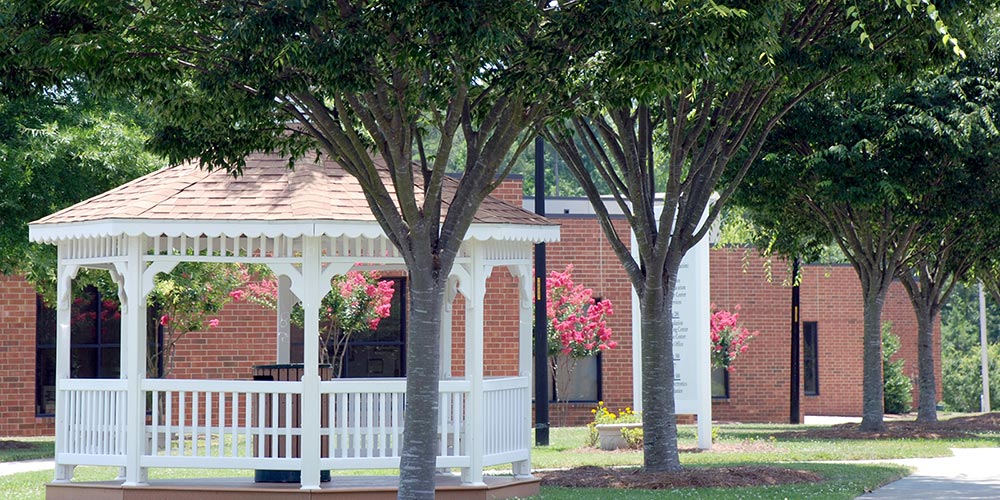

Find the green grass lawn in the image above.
[{"left": 2, "top": 422, "right": 997, "bottom": 500}]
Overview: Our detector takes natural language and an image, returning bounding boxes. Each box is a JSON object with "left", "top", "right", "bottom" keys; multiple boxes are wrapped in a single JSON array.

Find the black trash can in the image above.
[{"left": 252, "top": 364, "right": 333, "bottom": 483}]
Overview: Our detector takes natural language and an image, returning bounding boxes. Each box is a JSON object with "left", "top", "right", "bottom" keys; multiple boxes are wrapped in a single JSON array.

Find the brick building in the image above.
[{"left": 0, "top": 181, "right": 940, "bottom": 436}]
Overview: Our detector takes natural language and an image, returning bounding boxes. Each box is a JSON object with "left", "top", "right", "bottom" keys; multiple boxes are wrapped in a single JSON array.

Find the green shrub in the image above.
[
  {"left": 882, "top": 322, "right": 913, "bottom": 414},
  {"left": 585, "top": 422, "right": 598, "bottom": 448},
  {"left": 620, "top": 427, "right": 643, "bottom": 449}
]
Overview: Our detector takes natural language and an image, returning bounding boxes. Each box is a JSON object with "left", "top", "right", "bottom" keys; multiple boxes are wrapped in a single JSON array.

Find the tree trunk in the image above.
[
  {"left": 915, "top": 304, "right": 938, "bottom": 423},
  {"left": 639, "top": 266, "right": 681, "bottom": 472},
  {"left": 398, "top": 267, "right": 445, "bottom": 500},
  {"left": 860, "top": 291, "right": 888, "bottom": 431}
]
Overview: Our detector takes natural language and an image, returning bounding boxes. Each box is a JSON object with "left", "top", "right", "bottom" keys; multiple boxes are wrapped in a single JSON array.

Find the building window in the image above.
[
  {"left": 547, "top": 355, "right": 602, "bottom": 403},
  {"left": 711, "top": 366, "right": 729, "bottom": 399},
  {"left": 35, "top": 287, "right": 123, "bottom": 416},
  {"left": 291, "top": 277, "right": 407, "bottom": 377},
  {"left": 803, "top": 321, "right": 819, "bottom": 395}
]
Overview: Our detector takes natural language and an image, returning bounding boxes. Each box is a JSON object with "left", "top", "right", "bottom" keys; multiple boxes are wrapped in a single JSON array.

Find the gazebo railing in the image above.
[
  {"left": 483, "top": 376, "right": 531, "bottom": 466},
  {"left": 56, "top": 379, "right": 128, "bottom": 466},
  {"left": 142, "top": 378, "right": 304, "bottom": 470},
  {"left": 55, "top": 376, "right": 530, "bottom": 474}
]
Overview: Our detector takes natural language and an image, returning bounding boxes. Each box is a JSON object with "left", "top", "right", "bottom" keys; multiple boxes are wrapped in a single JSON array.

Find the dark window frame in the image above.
[
  {"left": 35, "top": 287, "right": 123, "bottom": 417},
  {"left": 290, "top": 276, "right": 407, "bottom": 378},
  {"left": 547, "top": 353, "right": 603, "bottom": 404},
  {"left": 803, "top": 321, "right": 819, "bottom": 396},
  {"left": 711, "top": 366, "right": 729, "bottom": 399}
]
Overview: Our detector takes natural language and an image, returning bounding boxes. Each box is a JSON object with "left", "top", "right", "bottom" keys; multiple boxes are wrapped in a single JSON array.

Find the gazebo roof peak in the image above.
[{"left": 29, "top": 152, "right": 558, "bottom": 244}]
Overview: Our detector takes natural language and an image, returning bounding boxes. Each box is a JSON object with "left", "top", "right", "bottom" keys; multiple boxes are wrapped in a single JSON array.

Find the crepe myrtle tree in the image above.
[
  {"left": 2, "top": 1, "right": 574, "bottom": 497},
  {"left": 543, "top": 0, "right": 975, "bottom": 468}
]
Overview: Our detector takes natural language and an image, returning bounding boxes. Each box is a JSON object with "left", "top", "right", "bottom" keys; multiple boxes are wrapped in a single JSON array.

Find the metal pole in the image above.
[
  {"left": 533, "top": 136, "right": 550, "bottom": 446},
  {"left": 790, "top": 258, "right": 801, "bottom": 424},
  {"left": 979, "top": 282, "right": 991, "bottom": 413}
]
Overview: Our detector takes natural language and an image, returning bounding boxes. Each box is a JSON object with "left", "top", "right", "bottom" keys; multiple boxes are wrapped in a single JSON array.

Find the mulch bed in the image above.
[
  {"left": 774, "top": 413, "right": 1000, "bottom": 440},
  {"left": 538, "top": 465, "right": 823, "bottom": 489},
  {"left": 0, "top": 440, "right": 36, "bottom": 451}
]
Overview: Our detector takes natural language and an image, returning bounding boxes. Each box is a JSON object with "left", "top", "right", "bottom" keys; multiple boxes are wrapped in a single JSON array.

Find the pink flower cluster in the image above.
[
  {"left": 710, "top": 304, "right": 757, "bottom": 372},
  {"left": 338, "top": 271, "right": 395, "bottom": 330},
  {"left": 547, "top": 265, "right": 616, "bottom": 358}
]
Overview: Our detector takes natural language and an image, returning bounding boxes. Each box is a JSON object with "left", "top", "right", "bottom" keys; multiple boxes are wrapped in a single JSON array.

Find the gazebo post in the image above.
[
  {"left": 512, "top": 264, "right": 534, "bottom": 478},
  {"left": 276, "top": 275, "right": 293, "bottom": 364},
  {"left": 123, "top": 235, "right": 149, "bottom": 486},
  {"left": 53, "top": 244, "right": 76, "bottom": 482},
  {"left": 299, "top": 237, "right": 323, "bottom": 490},
  {"left": 462, "top": 245, "right": 488, "bottom": 486},
  {"left": 439, "top": 277, "right": 457, "bottom": 380},
  {"left": 109, "top": 266, "right": 128, "bottom": 481}
]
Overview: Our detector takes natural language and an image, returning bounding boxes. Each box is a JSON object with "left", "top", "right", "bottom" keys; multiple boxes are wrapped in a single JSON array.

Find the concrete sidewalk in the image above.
[
  {"left": 859, "top": 448, "right": 1000, "bottom": 499},
  {"left": 0, "top": 458, "right": 54, "bottom": 477}
]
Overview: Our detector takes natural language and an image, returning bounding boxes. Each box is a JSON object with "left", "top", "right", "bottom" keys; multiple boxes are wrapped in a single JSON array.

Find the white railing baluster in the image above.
[
  {"left": 338, "top": 393, "right": 348, "bottom": 457},
  {"left": 365, "top": 393, "right": 374, "bottom": 457},
  {"left": 165, "top": 391, "right": 173, "bottom": 455},
  {"left": 86, "top": 390, "right": 95, "bottom": 453},
  {"left": 393, "top": 392, "right": 401, "bottom": 457},
  {"left": 377, "top": 393, "right": 386, "bottom": 457},
  {"left": 179, "top": 391, "right": 186, "bottom": 456},
  {"left": 192, "top": 391, "right": 200, "bottom": 455},
  {"left": 230, "top": 392, "right": 238, "bottom": 457},
  {"left": 244, "top": 392, "right": 252, "bottom": 458},
  {"left": 452, "top": 392, "right": 462, "bottom": 456},
  {"left": 151, "top": 391, "right": 159, "bottom": 455},
  {"left": 439, "top": 392, "right": 447, "bottom": 456},
  {"left": 256, "top": 392, "right": 265, "bottom": 458},
  {"left": 356, "top": 393, "right": 361, "bottom": 457},
  {"left": 284, "top": 392, "right": 292, "bottom": 459},
  {"left": 270, "top": 392, "right": 279, "bottom": 457},
  {"left": 205, "top": 391, "right": 213, "bottom": 457}
]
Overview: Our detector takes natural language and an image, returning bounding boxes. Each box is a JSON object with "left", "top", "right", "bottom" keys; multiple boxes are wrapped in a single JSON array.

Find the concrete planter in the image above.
[{"left": 596, "top": 422, "right": 642, "bottom": 450}]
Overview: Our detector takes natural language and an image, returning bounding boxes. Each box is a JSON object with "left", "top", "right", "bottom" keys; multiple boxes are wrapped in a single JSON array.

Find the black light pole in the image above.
[
  {"left": 533, "top": 136, "right": 550, "bottom": 446},
  {"left": 789, "top": 257, "right": 801, "bottom": 424}
]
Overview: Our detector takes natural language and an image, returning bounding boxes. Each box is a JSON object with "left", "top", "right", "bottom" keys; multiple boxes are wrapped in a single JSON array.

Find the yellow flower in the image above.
[{"left": 591, "top": 409, "right": 597, "bottom": 414}]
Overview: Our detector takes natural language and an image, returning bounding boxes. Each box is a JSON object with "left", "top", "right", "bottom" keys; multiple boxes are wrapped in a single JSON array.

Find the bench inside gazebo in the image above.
[{"left": 29, "top": 153, "right": 557, "bottom": 500}]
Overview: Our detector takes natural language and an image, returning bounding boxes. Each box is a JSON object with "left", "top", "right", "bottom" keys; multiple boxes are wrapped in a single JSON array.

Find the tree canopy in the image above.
[{"left": 0, "top": 81, "right": 163, "bottom": 289}]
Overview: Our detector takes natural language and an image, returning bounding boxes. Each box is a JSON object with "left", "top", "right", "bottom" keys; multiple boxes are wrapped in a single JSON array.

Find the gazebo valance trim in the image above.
[{"left": 28, "top": 219, "right": 560, "bottom": 244}]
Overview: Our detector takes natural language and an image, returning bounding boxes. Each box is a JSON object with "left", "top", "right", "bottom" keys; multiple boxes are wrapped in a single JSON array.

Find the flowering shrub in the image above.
[
  {"left": 545, "top": 265, "right": 616, "bottom": 405},
  {"left": 710, "top": 304, "right": 757, "bottom": 372},
  {"left": 591, "top": 401, "right": 642, "bottom": 424},
  {"left": 546, "top": 265, "right": 616, "bottom": 357},
  {"left": 148, "top": 263, "right": 245, "bottom": 378},
  {"left": 239, "top": 268, "right": 395, "bottom": 375}
]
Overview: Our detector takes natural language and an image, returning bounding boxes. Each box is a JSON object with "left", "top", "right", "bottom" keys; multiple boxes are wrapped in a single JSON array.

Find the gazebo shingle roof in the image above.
[{"left": 34, "top": 153, "right": 553, "bottom": 227}]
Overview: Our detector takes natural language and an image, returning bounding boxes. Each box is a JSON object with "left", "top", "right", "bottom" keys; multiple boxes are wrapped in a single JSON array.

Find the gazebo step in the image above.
[{"left": 46, "top": 475, "right": 541, "bottom": 500}]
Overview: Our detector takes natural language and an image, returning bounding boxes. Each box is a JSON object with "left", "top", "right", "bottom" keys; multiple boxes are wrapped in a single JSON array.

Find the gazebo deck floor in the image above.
[{"left": 46, "top": 474, "right": 540, "bottom": 500}]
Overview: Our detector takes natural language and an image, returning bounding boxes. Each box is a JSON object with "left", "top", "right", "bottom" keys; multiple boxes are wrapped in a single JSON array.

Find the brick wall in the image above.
[
  {"left": 709, "top": 249, "right": 797, "bottom": 423},
  {"left": 0, "top": 275, "right": 55, "bottom": 436},
  {"left": 167, "top": 299, "right": 277, "bottom": 381},
  {"left": 711, "top": 249, "right": 942, "bottom": 422}
]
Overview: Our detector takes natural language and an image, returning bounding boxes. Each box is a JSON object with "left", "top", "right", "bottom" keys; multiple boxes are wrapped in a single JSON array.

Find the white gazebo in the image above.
[{"left": 29, "top": 153, "right": 557, "bottom": 499}]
